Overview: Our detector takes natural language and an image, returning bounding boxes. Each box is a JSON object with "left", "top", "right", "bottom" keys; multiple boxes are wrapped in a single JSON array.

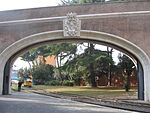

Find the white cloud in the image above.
[
  {"left": 13, "top": 57, "right": 30, "bottom": 70},
  {"left": 0, "top": 0, "right": 61, "bottom": 11}
]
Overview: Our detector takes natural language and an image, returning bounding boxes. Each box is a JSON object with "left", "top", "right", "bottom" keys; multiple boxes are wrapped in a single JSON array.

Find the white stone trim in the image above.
[
  {"left": 0, "top": 11, "right": 150, "bottom": 26},
  {"left": 0, "top": 30, "right": 150, "bottom": 101}
]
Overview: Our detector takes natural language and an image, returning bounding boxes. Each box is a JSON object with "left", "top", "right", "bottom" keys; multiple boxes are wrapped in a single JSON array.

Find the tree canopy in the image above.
[{"left": 20, "top": 42, "right": 136, "bottom": 90}]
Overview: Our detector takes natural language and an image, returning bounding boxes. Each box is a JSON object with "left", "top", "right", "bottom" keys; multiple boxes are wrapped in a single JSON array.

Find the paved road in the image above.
[{"left": 0, "top": 92, "right": 138, "bottom": 113}]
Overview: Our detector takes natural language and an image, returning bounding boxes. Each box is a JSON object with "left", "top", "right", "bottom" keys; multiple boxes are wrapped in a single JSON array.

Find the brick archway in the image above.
[{"left": 0, "top": 30, "right": 150, "bottom": 101}]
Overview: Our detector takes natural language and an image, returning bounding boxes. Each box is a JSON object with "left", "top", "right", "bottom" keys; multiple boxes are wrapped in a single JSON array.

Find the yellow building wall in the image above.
[
  {"left": 37, "top": 55, "right": 56, "bottom": 66},
  {"left": 45, "top": 55, "right": 56, "bottom": 66}
]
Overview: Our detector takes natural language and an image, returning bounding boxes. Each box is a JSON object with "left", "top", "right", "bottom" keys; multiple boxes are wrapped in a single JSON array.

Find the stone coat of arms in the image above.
[{"left": 63, "top": 13, "right": 81, "bottom": 37}]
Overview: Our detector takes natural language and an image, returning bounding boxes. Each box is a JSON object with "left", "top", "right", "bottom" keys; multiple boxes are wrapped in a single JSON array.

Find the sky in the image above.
[
  {"left": 13, "top": 58, "right": 30, "bottom": 70},
  {"left": 0, "top": 0, "right": 61, "bottom": 11}
]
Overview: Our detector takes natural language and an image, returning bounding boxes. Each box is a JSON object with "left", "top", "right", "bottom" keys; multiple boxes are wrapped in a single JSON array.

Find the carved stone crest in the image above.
[{"left": 63, "top": 13, "right": 81, "bottom": 37}]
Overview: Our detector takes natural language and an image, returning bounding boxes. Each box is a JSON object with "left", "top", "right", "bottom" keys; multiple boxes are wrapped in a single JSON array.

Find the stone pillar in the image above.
[
  {"left": 2, "top": 59, "right": 11, "bottom": 95},
  {"left": 137, "top": 61, "right": 144, "bottom": 100}
]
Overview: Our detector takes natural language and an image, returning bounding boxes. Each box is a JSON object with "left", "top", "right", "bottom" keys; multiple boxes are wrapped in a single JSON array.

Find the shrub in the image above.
[
  {"left": 32, "top": 64, "right": 54, "bottom": 85},
  {"left": 45, "top": 80, "right": 61, "bottom": 86},
  {"left": 63, "top": 80, "right": 74, "bottom": 86}
]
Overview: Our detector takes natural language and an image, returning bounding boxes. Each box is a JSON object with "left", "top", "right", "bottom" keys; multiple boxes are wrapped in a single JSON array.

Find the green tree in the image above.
[
  {"left": 32, "top": 64, "right": 54, "bottom": 85},
  {"left": 20, "top": 49, "right": 37, "bottom": 68},
  {"left": 48, "top": 43, "right": 77, "bottom": 83},
  {"left": 87, "top": 43, "right": 97, "bottom": 87},
  {"left": 82, "top": 44, "right": 114, "bottom": 87},
  {"left": 21, "top": 42, "right": 114, "bottom": 87},
  {"left": 21, "top": 45, "right": 53, "bottom": 67},
  {"left": 106, "top": 47, "right": 113, "bottom": 86},
  {"left": 63, "top": 43, "right": 97, "bottom": 87},
  {"left": 63, "top": 43, "right": 114, "bottom": 87},
  {"left": 21, "top": 43, "right": 77, "bottom": 84},
  {"left": 117, "top": 54, "right": 135, "bottom": 91}
]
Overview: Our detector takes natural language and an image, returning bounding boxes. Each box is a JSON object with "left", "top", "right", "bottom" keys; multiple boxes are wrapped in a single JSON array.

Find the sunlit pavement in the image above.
[{"left": 0, "top": 92, "right": 139, "bottom": 113}]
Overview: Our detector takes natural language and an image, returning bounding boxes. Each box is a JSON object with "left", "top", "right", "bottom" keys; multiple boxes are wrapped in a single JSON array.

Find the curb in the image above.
[{"left": 32, "top": 91, "right": 150, "bottom": 113}]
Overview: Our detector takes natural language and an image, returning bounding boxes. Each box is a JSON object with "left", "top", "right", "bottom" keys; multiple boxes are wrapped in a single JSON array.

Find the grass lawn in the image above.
[{"left": 32, "top": 85, "right": 137, "bottom": 99}]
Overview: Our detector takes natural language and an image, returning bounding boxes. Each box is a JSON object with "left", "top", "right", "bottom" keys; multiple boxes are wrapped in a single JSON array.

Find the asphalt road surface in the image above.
[{"left": 0, "top": 92, "right": 139, "bottom": 113}]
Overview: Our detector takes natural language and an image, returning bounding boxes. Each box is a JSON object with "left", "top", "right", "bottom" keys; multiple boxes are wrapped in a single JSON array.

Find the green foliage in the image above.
[
  {"left": 45, "top": 80, "right": 61, "bottom": 86},
  {"left": 20, "top": 50, "right": 36, "bottom": 68},
  {"left": 49, "top": 43, "right": 77, "bottom": 81},
  {"left": 49, "top": 43, "right": 77, "bottom": 60},
  {"left": 63, "top": 80, "right": 74, "bottom": 86},
  {"left": 20, "top": 45, "right": 52, "bottom": 66},
  {"left": 20, "top": 51, "right": 35, "bottom": 62},
  {"left": 20, "top": 42, "right": 136, "bottom": 88},
  {"left": 117, "top": 54, "right": 135, "bottom": 91},
  {"left": 118, "top": 54, "right": 134, "bottom": 70},
  {"left": 32, "top": 64, "right": 54, "bottom": 85},
  {"left": 23, "top": 68, "right": 32, "bottom": 78}
]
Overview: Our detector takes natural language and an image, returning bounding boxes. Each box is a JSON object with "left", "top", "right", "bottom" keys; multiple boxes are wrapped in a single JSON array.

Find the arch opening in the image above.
[
  {"left": 6, "top": 39, "right": 144, "bottom": 100},
  {"left": 0, "top": 30, "right": 149, "bottom": 101}
]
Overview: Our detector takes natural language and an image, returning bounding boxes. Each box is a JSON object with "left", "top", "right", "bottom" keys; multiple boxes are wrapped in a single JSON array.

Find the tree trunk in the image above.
[
  {"left": 56, "top": 54, "right": 63, "bottom": 84},
  {"left": 88, "top": 43, "right": 97, "bottom": 87},
  {"left": 107, "top": 47, "right": 113, "bottom": 86},
  {"left": 126, "top": 70, "right": 131, "bottom": 92},
  {"left": 27, "top": 61, "right": 32, "bottom": 69},
  {"left": 89, "top": 63, "right": 97, "bottom": 87}
]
